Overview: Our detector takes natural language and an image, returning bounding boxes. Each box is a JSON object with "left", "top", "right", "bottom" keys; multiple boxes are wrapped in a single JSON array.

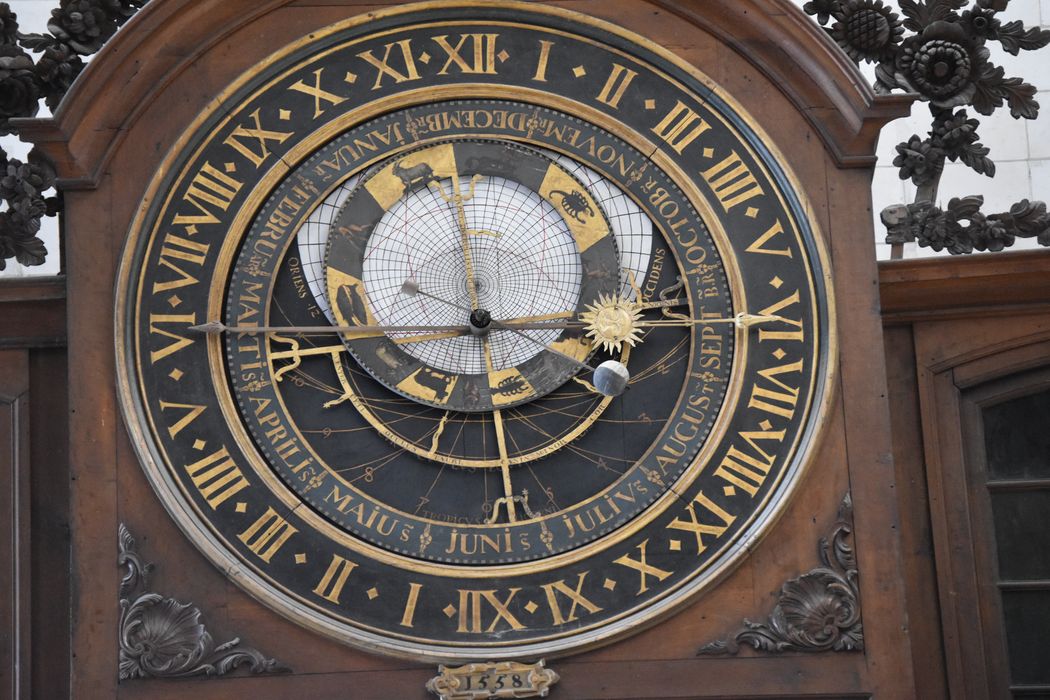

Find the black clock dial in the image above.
[
  {"left": 224, "top": 105, "right": 732, "bottom": 564},
  {"left": 118, "top": 3, "right": 833, "bottom": 661}
]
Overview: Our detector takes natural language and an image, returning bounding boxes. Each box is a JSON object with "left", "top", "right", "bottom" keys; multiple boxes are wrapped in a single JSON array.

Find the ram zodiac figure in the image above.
[{"left": 392, "top": 159, "right": 438, "bottom": 189}]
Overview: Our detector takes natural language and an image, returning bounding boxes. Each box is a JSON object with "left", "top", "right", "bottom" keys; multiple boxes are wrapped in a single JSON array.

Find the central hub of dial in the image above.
[{"left": 469, "top": 308, "right": 492, "bottom": 336}]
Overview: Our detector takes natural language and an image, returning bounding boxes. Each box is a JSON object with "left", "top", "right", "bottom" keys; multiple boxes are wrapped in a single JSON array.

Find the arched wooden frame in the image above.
[{"left": 15, "top": 0, "right": 910, "bottom": 186}]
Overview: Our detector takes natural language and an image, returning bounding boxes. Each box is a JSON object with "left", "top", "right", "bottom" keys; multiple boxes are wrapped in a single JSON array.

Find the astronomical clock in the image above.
[{"left": 114, "top": 0, "right": 837, "bottom": 689}]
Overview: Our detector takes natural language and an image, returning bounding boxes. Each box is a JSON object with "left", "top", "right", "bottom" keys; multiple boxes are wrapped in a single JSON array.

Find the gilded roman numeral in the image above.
[
  {"left": 400, "top": 582, "right": 424, "bottom": 628},
  {"left": 532, "top": 39, "right": 554, "bottom": 82},
  {"left": 433, "top": 33, "right": 499, "bottom": 75},
  {"left": 313, "top": 554, "right": 358, "bottom": 603},
  {"left": 757, "top": 290, "right": 804, "bottom": 342},
  {"left": 701, "top": 150, "right": 764, "bottom": 212},
  {"left": 288, "top": 68, "right": 348, "bottom": 119},
  {"left": 714, "top": 427, "right": 786, "bottom": 497},
  {"left": 159, "top": 400, "right": 206, "bottom": 438},
  {"left": 541, "top": 573, "right": 602, "bottom": 625},
  {"left": 238, "top": 506, "right": 297, "bottom": 563},
  {"left": 666, "top": 491, "right": 736, "bottom": 554},
  {"left": 172, "top": 162, "right": 243, "bottom": 226},
  {"left": 148, "top": 313, "right": 197, "bottom": 364},
  {"left": 456, "top": 588, "right": 525, "bottom": 633},
  {"left": 652, "top": 100, "right": 711, "bottom": 154},
  {"left": 184, "top": 445, "right": 250, "bottom": 509},
  {"left": 223, "top": 108, "right": 293, "bottom": 167},
  {"left": 357, "top": 39, "right": 421, "bottom": 90},
  {"left": 595, "top": 63, "right": 637, "bottom": 109},
  {"left": 748, "top": 359, "right": 804, "bottom": 418},
  {"left": 613, "top": 540, "right": 672, "bottom": 595},
  {"left": 152, "top": 233, "right": 210, "bottom": 294},
  {"left": 746, "top": 219, "right": 793, "bottom": 258}
]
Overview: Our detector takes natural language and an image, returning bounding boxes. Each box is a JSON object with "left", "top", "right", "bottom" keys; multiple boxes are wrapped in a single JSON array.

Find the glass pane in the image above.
[
  {"left": 991, "top": 491, "right": 1050, "bottom": 580},
  {"left": 983, "top": 389, "right": 1050, "bottom": 481},
  {"left": 1002, "top": 590, "right": 1050, "bottom": 686}
]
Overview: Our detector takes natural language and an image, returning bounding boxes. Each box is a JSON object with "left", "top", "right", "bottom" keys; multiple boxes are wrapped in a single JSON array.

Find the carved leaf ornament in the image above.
[
  {"left": 698, "top": 494, "right": 863, "bottom": 655},
  {"left": 118, "top": 523, "right": 286, "bottom": 681}
]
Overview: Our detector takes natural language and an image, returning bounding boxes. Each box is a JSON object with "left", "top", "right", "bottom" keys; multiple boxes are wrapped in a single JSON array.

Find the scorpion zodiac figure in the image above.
[
  {"left": 549, "top": 188, "right": 594, "bottom": 223},
  {"left": 494, "top": 374, "right": 529, "bottom": 398}
]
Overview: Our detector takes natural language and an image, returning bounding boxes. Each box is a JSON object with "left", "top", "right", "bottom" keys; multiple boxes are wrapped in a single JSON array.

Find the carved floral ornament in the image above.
[
  {"left": 805, "top": 0, "right": 1050, "bottom": 255},
  {"left": 0, "top": 0, "right": 147, "bottom": 271},
  {"left": 698, "top": 493, "right": 862, "bottom": 655},
  {"left": 0, "top": 0, "right": 1047, "bottom": 269},
  {"left": 118, "top": 523, "right": 286, "bottom": 680}
]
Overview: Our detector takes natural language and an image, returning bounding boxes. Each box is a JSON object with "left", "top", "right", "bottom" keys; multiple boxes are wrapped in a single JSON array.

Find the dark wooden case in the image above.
[{"left": 8, "top": 1, "right": 936, "bottom": 697}]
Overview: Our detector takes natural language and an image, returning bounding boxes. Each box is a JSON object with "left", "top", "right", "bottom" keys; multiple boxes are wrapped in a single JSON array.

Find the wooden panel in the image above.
[
  {"left": 882, "top": 325, "right": 948, "bottom": 700},
  {"left": 822, "top": 165, "right": 916, "bottom": 695},
  {"left": 0, "top": 278, "right": 66, "bottom": 348},
  {"left": 29, "top": 349, "right": 70, "bottom": 700},
  {"left": 958, "top": 368, "right": 1050, "bottom": 697},
  {"left": 880, "top": 250, "right": 1050, "bottom": 700},
  {"left": 119, "top": 656, "right": 873, "bottom": 700},
  {"left": 66, "top": 187, "right": 120, "bottom": 699},
  {"left": 0, "top": 350, "right": 30, "bottom": 700},
  {"left": 888, "top": 326, "right": 1050, "bottom": 699},
  {"left": 880, "top": 250, "right": 1050, "bottom": 324},
  {"left": 24, "top": 2, "right": 915, "bottom": 698},
  {"left": 0, "top": 304, "right": 70, "bottom": 699},
  {"left": 917, "top": 363, "right": 992, "bottom": 698}
]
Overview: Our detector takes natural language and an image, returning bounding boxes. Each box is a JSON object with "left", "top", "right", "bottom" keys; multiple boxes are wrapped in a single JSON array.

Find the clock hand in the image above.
[
  {"left": 639, "top": 297, "right": 688, "bottom": 311},
  {"left": 400, "top": 278, "right": 474, "bottom": 314},
  {"left": 402, "top": 278, "right": 588, "bottom": 351},
  {"left": 501, "top": 300, "right": 789, "bottom": 355},
  {"left": 493, "top": 310, "right": 575, "bottom": 323},
  {"left": 402, "top": 280, "right": 630, "bottom": 397},
  {"left": 391, "top": 330, "right": 471, "bottom": 345},
  {"left": 480, "top": 335, "right": 517, "bottom": 523},
  {"left": 402, "top": 279, "right": 512, "bottom": 345},
  {"left": 493, "top": 324, "right": 629, "bottom": 396},
  {"left": 646, "top": 313, "right": 790, "bottom": 329},
  {"left": 430, "top": 174, "right": 484, "bottom": 311},
  {"left": 458, "top": 298, "right": 692, "bottom": 325},
  {"left": 495, "top": 312, "right": 789, "bottom": 330},
  {"left": 486, "top": 324, "right": 629, "bottom": 397},
  {"left": 190, "top": 320, "right": 471, "bottom": 335},
  {"left": 477, "top": 298, "right": 687, "bottom": 328},
  {"left": 491, "top": 409, "right": 517, "bottom": 523}
]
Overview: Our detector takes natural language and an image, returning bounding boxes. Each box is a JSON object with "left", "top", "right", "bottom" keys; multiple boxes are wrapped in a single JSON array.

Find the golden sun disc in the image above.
[{"left": 581, "top": 293, "right": 645, "bottom": 353}]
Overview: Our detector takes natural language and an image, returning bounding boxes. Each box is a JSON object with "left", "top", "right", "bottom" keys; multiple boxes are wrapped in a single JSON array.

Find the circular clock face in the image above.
[{"left": 117, "top": 2, "right": 834, "bottom": 661}]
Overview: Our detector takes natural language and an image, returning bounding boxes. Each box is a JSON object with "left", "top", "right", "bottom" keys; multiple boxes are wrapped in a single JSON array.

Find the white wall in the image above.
[
  {"left": 854, "top": 1, "right": 1050, "bottom": 259},
  {"left": 0, "top": 1, "right": 1047, "bottom": 276}
]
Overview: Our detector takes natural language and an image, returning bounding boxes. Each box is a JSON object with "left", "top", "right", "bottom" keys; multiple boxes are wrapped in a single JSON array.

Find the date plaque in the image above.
[{"left": 426, "top": 660, "right": 559, "bottom": 700}]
